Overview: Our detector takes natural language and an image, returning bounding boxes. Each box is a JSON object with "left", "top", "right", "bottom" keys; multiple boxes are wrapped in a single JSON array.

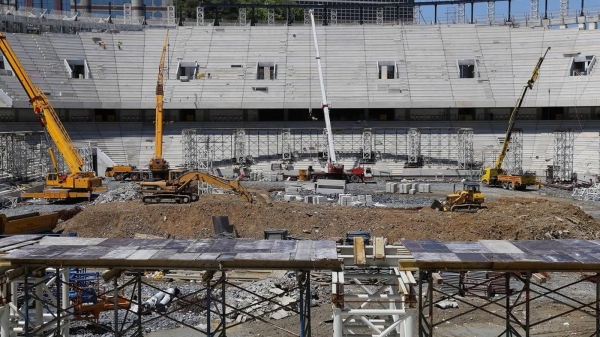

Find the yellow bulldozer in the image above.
[{"left": 431, "top": 182, "right": 485, "bottom": 213}]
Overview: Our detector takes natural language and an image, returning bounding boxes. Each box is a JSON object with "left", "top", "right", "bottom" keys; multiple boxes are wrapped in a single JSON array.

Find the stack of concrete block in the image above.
[
  {"left": 412, "top": 183, "right": 419, "bottom": 191},
  {"left": 313, "top": 196, "right": 327, "bottom": 204},
  {"left": 385, "top": 182, "right": 398, "bottom": 193},
  {"left": 301, "top": 182, "right": 316, "bottom": 192},
  {"left": 249, "top": 171, "right": 263, "bottom": 181},
  {"left": 339, "top": 194, "right": 352, "bottom": 206},
  {"left": 316, "top": 179, "right": 346, "bottom": 194},
  {"left": 283, "top": 195, "right": 297, "bottom": 201},
  {"left": 398, "top": 183, "right": 410, "bottom": 194},
  {"left": 365, "top": 195, "right": 373, "bottom": 206},
  {"left": 418, "top": 184, "right": 431, "bottom": 193},
  {"left": 409, "top": 188, "right": 416, "bottom": 194},
  {"left": 304, "top": 196, "right": 314, "bottom": 204},
  {"left": 285, "top": 181, "right": 302, "bottom": 193}
]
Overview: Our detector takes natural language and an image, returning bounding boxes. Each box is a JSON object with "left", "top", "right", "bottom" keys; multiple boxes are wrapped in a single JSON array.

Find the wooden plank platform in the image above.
[
  {"left": 402, "top": 239, "right": 600, "bottom": 271},
  {"left": 0, "top": 237, "right": 341, "bottom": 271}
]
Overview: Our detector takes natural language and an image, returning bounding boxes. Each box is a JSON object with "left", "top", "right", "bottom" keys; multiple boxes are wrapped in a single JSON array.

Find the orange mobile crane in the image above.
[{"left": 0, "top": 32, "right": 104, "bottom": 200}]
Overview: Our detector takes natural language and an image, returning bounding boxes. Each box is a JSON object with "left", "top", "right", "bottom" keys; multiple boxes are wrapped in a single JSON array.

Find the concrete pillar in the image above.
[{"left": 132, "top": 0, "right": 144, "bottom": 22}]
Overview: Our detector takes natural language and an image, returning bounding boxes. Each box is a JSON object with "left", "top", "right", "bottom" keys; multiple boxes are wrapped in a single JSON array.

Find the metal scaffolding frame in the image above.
[
  {"left": 457, "top": 128, "right": 474, "bottom": 169},
  {"left": 180, "top": 127, "right": 472, "bottom": 169},
  {"left": 487, "top": 1, "right": 495, "bottom": 24},
  {"left": 361, "top": 128, "right": 374, "bottom": 163},
  {"left": 238, "top": 8, "right": 246, "bottom": 26},
  {"left": 530, "top": 0, "right": 539, "bottom": 22},
  {"left": 418, "top": 270, "right": 600, "bottom": 337},
  {"left": 77, "top": 143, "right": 93, "bottom": 173},
  {"left": 503, "top": 128, "right": 523, "bottom": 175},
  {"left": 5, "top": 268, "right": 312, "bottom": 337},
  {"left": 553, "top": 129, "right": 574, "bottom": 182},
  {"left": 197, "top": 7, "right": 205, "bottom": 26},
  {"left": 0, "top": 131, "right": 49, "bottom": 181},
  {"left": 407, "top": 128, "right": 421, "bottom": 167},
  {"left": 333, "top": 242, "right": 416, "bottom": 337},
  {"left": 233, "top": 129, "right": 248, "bottom": 166}
]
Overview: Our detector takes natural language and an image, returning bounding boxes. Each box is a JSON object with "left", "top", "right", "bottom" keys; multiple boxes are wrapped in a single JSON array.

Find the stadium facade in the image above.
[{"left": 1, "top": 9, "right": 600, "bottom": 178}]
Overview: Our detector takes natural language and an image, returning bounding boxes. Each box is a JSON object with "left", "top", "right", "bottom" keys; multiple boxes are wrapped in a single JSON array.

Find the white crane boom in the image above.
[{"left": 309, "top": 9, "right": 337, "bottom": 164}]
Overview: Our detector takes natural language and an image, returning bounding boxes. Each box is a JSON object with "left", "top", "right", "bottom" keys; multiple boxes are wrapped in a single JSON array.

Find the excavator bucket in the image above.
[{"left": 430, "top": 199, "right": 443, "bottom": 211}]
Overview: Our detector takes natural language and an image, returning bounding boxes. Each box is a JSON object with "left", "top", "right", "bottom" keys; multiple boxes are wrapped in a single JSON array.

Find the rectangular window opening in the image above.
[
  {"left": 378, "top": 61, "right": 396, "bottom": 79},
  {"left": 257, "top": 61, "right": 277, "bottom": 80},
  {"left": 570, "top": 55, "right": 596, "bottom": 76},
  {"left": 177, "top": 61, "right": 198, "bottom": 81},
  {"left": 457, "top": 59, "right": 478, "bottom": 79},
  {"left": 65, "top": 59, "right": 89, "bottom": 79}
]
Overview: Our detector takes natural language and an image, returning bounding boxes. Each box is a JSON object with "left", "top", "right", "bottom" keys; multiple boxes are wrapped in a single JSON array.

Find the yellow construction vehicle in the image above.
[
  {"left": 149, "top": 31, "right": 170, "bottom": 180},
  {"left": 0, "top": 32, "right": 104, "bottom": 201},
  {"left": 480, "top": 47, "right": 550, "bottom": 191},
  {"left": 0, "top": 212, "right": 59, "bottom": 235},
  {"left": 431, "top": 182, "right": 485, "bottom": 212},
  {"left": 139, "top": 170, "right": 253, "bottom": 204},
  {"left": 107, "top": 31, "right": 169, "bottom": 181}
]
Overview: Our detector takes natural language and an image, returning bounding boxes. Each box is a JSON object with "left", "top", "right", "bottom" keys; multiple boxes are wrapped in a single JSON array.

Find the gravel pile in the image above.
[{"left": 93, "top": 183, "right": 142, "bottom": 204}]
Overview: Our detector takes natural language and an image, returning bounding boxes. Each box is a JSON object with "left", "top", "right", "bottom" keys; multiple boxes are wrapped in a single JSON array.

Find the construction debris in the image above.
[{"left": 93, "top": 183, "right": 142, "bottom": 204}]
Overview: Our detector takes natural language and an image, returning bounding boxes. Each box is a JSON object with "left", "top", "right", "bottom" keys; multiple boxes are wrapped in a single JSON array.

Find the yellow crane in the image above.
[
  {"left": 0, "top": 32, "right": 104, "bottom": 200},
  {"left": 480, "top": 47, "right": 550, "bottom": 191},
  {"left": 105, "top": 31, "right": 170, "bottom": 181},
  {"left": 149, "top": 30, "right": 170, "bottom": 179}
]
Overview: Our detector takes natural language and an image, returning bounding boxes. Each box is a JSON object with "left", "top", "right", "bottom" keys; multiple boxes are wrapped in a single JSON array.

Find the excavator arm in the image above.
[
  {"left": 173, "top": 171, "right": 253, "bottom": 203},
  {"left": 0, "top": 32, "right": 84, "bottom": 175},
  {"left": 495, "top": 47, "right": 551, "bottom": 170}
]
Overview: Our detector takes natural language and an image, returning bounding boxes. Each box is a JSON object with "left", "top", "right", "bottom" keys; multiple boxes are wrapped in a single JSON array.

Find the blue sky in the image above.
[{"left": 415, "top": 0, "right": 595, "bottom": 24}]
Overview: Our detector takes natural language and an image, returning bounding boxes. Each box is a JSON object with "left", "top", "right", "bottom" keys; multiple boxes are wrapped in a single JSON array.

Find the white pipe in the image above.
[
  {"left": 60, "top": 269, "right": 71, "bottom": 337},
  {"left": 341, "top": 309, "right": 406, "bottom": 315},
  {"left": 344, "top": 294, "right": 404, "bottom": 300},
  {"left": 309, "top": 9, "right": 337, "bottom": 164},
  {"left": 0, "top": 306, "right": 9, "bottom": 337},
  {"left": 332, "top": 307, "right": 343, "bottom": 337},
  {"left": 35, "top": 277, "right": 44, "bottom": 337}
]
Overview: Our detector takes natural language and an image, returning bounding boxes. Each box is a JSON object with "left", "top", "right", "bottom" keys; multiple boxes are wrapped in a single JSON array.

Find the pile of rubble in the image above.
[{"left": 93, "top": 183, "right": 142, "bottom": 204}]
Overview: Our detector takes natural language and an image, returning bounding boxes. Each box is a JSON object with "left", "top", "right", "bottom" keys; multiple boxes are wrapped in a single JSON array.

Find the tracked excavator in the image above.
[
  {"left": 0, "top": 32, "right": 104, "bottom": 201},
  {"left": 139, "top": 170, "right": 254, "bottom": 204}
]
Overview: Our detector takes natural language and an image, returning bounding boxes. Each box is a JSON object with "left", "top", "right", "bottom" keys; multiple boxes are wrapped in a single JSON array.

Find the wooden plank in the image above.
[
  {"left": 399, "top": 270, "right": 409, "bottom": 284},
  {"left": 271, "top": 240, "right": 297, "bottom": 253},
  {"left": 235, "top": 253, "right": 292, "bottom": 261},
  {"left": 149, "top": 249, "right": 178, "bottom": 260},
  {"left": 294, "top": 249, "right": 312, "bottom": 262},
  {"left": 398, "top": 279, "right": 408, "bottom": 295},
  {"left": 374, "top": 237, "right": 386, "bottom": 259},
  {"left": 432, "top": 272, "right": 444, "bottom": 285},
  {"left": 354, "top": 237, "right": 366, "bottom": 265},
  {"left": 406, "top": 271, "right": 417, "bottom": 284},
  {"left": 532, "top": 272, "right": 547, "bottom": 284}
]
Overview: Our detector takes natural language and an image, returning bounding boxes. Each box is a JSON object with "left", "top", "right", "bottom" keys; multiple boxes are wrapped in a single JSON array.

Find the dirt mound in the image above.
[{"left": 56, "top": 195, "right": 600, "bottom": 242}]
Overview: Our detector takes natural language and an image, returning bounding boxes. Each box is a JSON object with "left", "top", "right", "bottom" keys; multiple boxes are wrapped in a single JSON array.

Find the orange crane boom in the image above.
[{"left": 0, "top": 32, "right": 103, "bottom": 200}]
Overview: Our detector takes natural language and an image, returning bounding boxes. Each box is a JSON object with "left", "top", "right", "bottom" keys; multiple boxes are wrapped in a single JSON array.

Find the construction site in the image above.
[{"left": 2, "top": 0, "right": 600, "bottom": 336}]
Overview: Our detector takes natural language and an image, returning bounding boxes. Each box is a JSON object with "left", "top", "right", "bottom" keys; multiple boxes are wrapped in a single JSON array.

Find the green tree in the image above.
[{"left": 174, "top": 0, "right": 303, "bottom": 24}]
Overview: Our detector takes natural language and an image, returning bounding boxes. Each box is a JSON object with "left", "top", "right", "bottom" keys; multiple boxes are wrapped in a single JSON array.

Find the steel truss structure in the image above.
[
  {"left": 407, "top": 128, "right": 421, "bottom": 167},
  {"left": 418, "top": 270, "right": 600, "bottom": 336},
  {"left": 0, "top": 131, "right": 49, "bottom": 181},
  {"left": 333, "top": 241, "right": 417, "bottom": 337},
  {"left": 553, "top": 129, "right": 574, "bottom": 182},
  {"left": 2, "top": 268, "right": 312, "bottom": 337},
  {"left": 503, "top": 128, "right": 523, "bottom": 175},
  {"left": 181, "top": 127, "right": 473, "bottom": 169}
]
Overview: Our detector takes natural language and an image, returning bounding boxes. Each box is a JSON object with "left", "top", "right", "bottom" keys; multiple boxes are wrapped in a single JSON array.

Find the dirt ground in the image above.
[
  {"left": 54, "top": 188, "right": 600, "bottom": 337},
  {"left": 57, "top": 194, "right": 600, "bottom": 242}
]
